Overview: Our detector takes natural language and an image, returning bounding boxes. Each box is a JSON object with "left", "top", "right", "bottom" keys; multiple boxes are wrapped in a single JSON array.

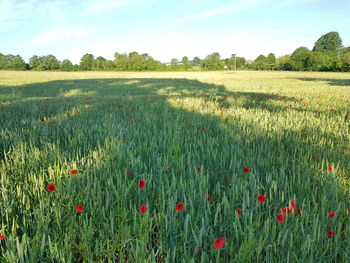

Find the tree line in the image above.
[{"left": 0, "top": 32, "right": 349, "bottom": 72}]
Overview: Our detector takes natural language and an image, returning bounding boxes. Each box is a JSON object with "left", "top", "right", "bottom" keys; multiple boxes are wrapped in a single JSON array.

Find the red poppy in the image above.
[
  {"left": 348, "top": 208, "right": 350, "bottom": 213},
  {"left": 71, "top": 169, "right": 77, "bottom": 175},
  {"left": 296, "top": 208, "right": 302, "bottom": 214},
  {"left": 196, "top": 167, "right": 201, "bottom": 172},
  {"left": 130, "top": 120, "right": 134, "bottom": 123},
  {"left": 140, "top": 204, "right": 147, "bottom": 214},
  {"left": 329, "top": 211, "right": 335, "bottom": 218},
  {"left": 195, "top": 247, "right": 200, "bottom": 253},
  {"left": 282, "top": 207, "right": 293, "bottom": 214},
  {"left": 0, "top": 235, "right": 4, "bottom": 240},
  {"left": 75, "top": 205, "right": 84, "bottom": 213},
  {"left": 276, "top": 213, "right": 285, "bottom": 223},
  {"left": 301, "top": 133, "right": 307, "bottom": 137},
  {"left": 47, "top": 184, "right": 56, "bottom": 192},
  {"left": 235, "top": 208, "right": 241, "bottom": 215},
  {"left": 138, "top": 180, "right": 146, "bottom": 189},
  {"left": 328, "top": 166, "right": 333, "bottom": 172},
  {"left": 121, "top": 140, "right": 126, "bottom": 144},
  {"left": 243, "top": 167, "right": 250, "bottom": 173},
  {"left": 214, "top": 238, "right": 225, "bottom": 250},
  {"left": 291, "top": 199, "right": 296, "bottom": 210},
  {"left": 327, "top": 230, "right": 335, "bottom": 237},
  {"left": 176, "top": 202, "right": 184, "bottom": 212},
  {"left": 166, "top": 167, "right": 171, "bottom": 172},
  {"left": 201, "top": 128, "right": 206, "bottom": 132},
  {"left": 206, "top": 193, "right": 211, "bottom": 200},
  {"left": 126, "top": 170, "right": 132, "bottom": 175},
  {"left": 1, "top": 106, "right": 4, "bottom": 110},
  {"left": 257, "top": 195, "right": 266, "bottom": 203}
]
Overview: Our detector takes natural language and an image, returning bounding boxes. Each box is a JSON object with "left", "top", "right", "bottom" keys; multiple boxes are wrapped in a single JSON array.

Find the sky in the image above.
[{"left": 0, "top": 0, "right": 349, "bottom": 64}]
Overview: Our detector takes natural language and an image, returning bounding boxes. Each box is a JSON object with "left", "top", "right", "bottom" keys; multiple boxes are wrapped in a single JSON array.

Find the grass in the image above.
[{"left": 0, "top": 70, "right": 349, "bottom": 262}]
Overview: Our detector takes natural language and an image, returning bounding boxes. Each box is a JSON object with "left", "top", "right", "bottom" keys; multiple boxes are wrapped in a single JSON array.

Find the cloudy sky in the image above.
[{"left": 0, "top": 0, "right": 349, "bottom": 63}]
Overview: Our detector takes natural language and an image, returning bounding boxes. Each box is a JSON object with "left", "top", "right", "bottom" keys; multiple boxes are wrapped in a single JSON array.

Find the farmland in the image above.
[{"left": 0, "top": 70, "right": 349, "bottom": 262}]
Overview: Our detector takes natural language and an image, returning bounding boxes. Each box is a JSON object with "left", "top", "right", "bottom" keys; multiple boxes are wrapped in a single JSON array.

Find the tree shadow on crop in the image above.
[
  {"left": 296, "top": 77, "right": 350, "bottom": 87},
  {"left": 0, "top": 77, "right": 349, "bottom": 262}
]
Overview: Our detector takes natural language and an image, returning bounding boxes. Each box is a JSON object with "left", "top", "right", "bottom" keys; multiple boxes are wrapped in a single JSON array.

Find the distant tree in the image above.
[
  {"left": 114, "top": 52, "right": 128, "bottom": 70},
  {"left": 290, "top": 47, "right": 311, "bottom": 71},
  {"left": 202, "top": 52, "right": 224, "bottom": 70},
  {"left": 305, "top": 52, "right": 331, "bottom": 71},
  {"left": 341, "top": 52, "right": 350, "bottom": 71},
  {"left": 192, "top": 57, "right": 201, "bottom": 66},
  {"left": 0, "top": 54, "right": 27, "bottom": 70},
  {"left": 236, "top": 57, "right": 246, "bottom": 68},
  {"left": 80, "top": 54, "right": 94, "bottom": 70},
  {"left": 60, "top": 59, "right": 75, "bottom": 71},
  {"left": 45, "top": 55, "right": 60, "bottom": 70},
  {"left": 182, "top": 56, "right": 189, "bottom": 70},
  {"left": 251, "top": 55, "right": 268, "bottom": 70},
  {"left": 313, "top": 31, "right": 342, "bottom": 52},
  {"left": 276, "top": 55, "right": 292, "bottom": 70},
  {"left": 94, "top": 56, "right": 107, "bottom": 70}
]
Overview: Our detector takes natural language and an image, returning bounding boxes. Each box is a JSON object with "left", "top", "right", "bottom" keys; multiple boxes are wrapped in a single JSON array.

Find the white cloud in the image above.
[{"left": 27, "top": 25, "right": 90, "bottom": 46}]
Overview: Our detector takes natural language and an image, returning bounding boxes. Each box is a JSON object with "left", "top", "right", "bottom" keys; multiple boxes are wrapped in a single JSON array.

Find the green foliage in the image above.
[
  {"left": 29, "top": 55, "right": 60, "bottom": 70},
  {"left": 60, "top": 59, "right": 75, "bottom": 71},
  {"left": 80, "top": 54, "right": 94, "bottom": 71},
  {"left": 202, "top": 52, "right": 224, "bottom": 70},
  {"left": 0, "top": 54, "right": 27, "bottom": 70},
  {"left": 313, "top": 31, "right": 343, "bottom": 52}
]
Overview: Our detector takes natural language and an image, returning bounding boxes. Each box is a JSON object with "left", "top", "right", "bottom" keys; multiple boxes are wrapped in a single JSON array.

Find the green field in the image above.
[{"left": 0, "top": 70, "right": 349, "bottom": 262}]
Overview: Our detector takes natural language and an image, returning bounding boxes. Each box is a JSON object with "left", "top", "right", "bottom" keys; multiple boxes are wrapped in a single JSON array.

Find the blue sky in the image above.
[{"left": 0, "top": 0, "right": 349, "bottom": 63}]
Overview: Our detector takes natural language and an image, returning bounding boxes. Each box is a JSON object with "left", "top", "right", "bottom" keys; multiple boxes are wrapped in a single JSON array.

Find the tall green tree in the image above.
[
  {"left": 290, "top": 47, "right": 311, "bottom": 71},
  {"left": 313, "top": 31, "right": 343, "bottom": 52},
  {"left": 60, "top": 59, "right": 75, "bottom": 71},
  {"left": 80, "top": 54, "right": 94, "bottom": 70},
  {"left": 202, "top": 52, "right": 224, "bottom": 70}
]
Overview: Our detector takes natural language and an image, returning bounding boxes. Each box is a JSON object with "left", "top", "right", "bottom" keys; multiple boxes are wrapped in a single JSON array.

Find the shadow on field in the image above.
[
  {"left": 296, "top": 77, "right": 350, "bottom": 87},
  {"left": 0, "top": 77, "right": 349, "bottom": 262}
]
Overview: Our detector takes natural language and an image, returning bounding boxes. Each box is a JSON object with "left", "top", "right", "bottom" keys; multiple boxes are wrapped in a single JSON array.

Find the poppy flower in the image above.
[
  {"left": 75, "top": 205, "right": 84, "bottom": 213},
  {"left": 282, "top": 207, "right": 293, "bottom": 214},
  {"left": 291, "top": 199, "right": 296, "bottom": 210},
  {"left": 201, "top": 128, "right": 206, "bottom": 132},
  {"left": 140, "top": 204, "right": 147, "bottom": 214},
  {"left": 214, "top": 238, "right": 225, "bottom": 250},
  {"left": 243, "top": 167, "right": 250, "bottom": 173},
  {"left": 328, "top": 166, "right": 333, "bottom": 172},
  {"left": 126, "top": 170, "right": 132, "bottom": 175},
  {"left": 296, "top": 208, "right": 302, "bottom": 214},
  {"left": 121, "top": 140, "right": 126, "bottom": 144},
  {"left": 348, "top": 208, "right": 350, "bottom": 213},
  {"left": 257, "top": 195, "right": 266, "bottom": 203},
  {"left": 196, "top": 167, "right": 201, "bottom": 172},
  {"left": 301, "top": 133, "right": 307, "bottom": 137},
  {"left": 47, "top": 184, "right": 56, "bottom": 192},
  {"left": 327, "top": 230, "right": 335, "bottom": 237},
  {"left": 176, "top": 202, "right": 184, "bottom": 212},
  {"left": 138, "top": 180, "right": 146, "bottom": 189},
  {"left": 206, "top": 193, "right": 211, "bottom": 200},
  {"left": 71, "top": 169, "right": 77, "bottom": 175},
  {"left": 235, "top": 208, "right": 241, "bottom": 215},
  {"left": 0, "top": 235, "right": 4, "bottom": 240},
  {"left": 195, "top": 247, "right": 200, "bottom": 253},
  {"left": 329, "top": 211, "right": 335, "bottom": 218},
  {"left": 166, "top": 167, "right": 171, "bottom": 172},
  {"left": 130, "top": 120, "right": 134, "bottom": 123},
  {"left": 276, "top": 213, "right": 285, "bottom": 223}
]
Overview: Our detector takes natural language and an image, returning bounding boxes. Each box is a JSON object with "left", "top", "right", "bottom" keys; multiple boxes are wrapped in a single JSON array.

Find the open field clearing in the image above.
[{"left": 0, "top": 70, "right": 349, "bottom": 262}]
